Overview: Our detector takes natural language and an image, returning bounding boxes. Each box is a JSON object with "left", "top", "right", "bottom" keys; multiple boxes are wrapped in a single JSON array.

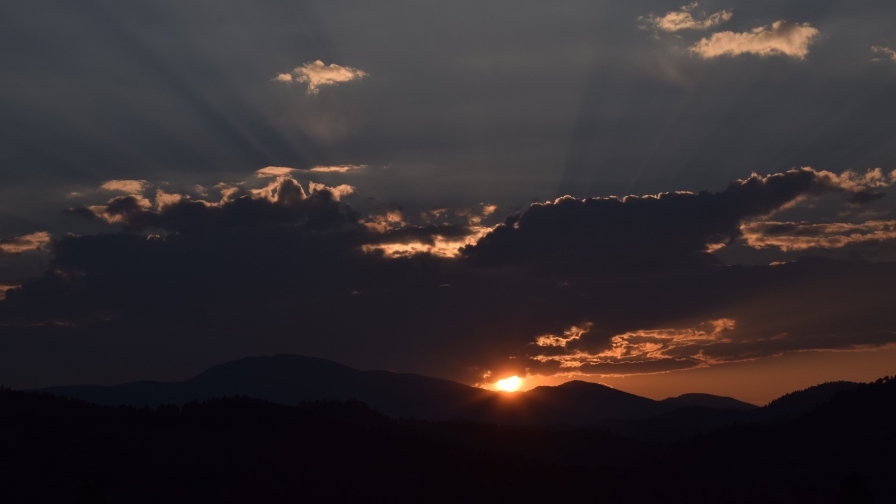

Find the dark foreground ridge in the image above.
[
  {"left": 3, "top": 375, "right": 895, "bottom": 503},
  {"left": 39, "top": 354, "right": 760, "bottom": 426}
]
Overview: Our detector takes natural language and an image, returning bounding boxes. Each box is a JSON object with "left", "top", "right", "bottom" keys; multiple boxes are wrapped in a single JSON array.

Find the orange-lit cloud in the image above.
[
  {"left": 816, "top": 167, "right": 896, "bottom": 192},
  {"left": 534, "top": 324, "right": 591, "bottom": 347},
  {"left": 690, "top": 20, "right": 819, "bottom": 59},
  {"left": 100, "top": 179, "right": 147, "bottom": 194},
  {"left": 275, "top": 60, "right": 368, "bottom": 94},
  {"left": 456, "top": 203, "right": 498, "bottom": 225},
  {"left": 741, "top": 220, "right": 896, "bottom": 251},
  {"left": 363, "top": 208, "right": 406, "bottom": 233},
  {"left": 361, "top": 225, "right": 493, "bottom": 259},
  {"left": 310, "top": 165, "right": 367, "bottom": 173},
  {"left": 528, "top": 319, "right": 735, "bottom": 371},
  {"left": 257, "top": 165, "right": 367, "bottom": 176},
  {"left": 308, "top": 182, "right": 355, "bottom": 201},
  {"left": 641, "top": 2, "right": 732, "bottom": 32},
  {"left": 0, "top": 231, "right": 51, "bottom": 254},
  {"left": 155, "top": 189, "right": 187, "bottom": 210},
  {"left": 256, "top": 166, "right": 296, "bottom": 178}
]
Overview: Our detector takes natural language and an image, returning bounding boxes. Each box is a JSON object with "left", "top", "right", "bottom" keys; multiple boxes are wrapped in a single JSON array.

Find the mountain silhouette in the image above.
[
  {"left": 37, "top": 354, "right": 746, "bottom": 425},
  {"left": 595, "top": 380, "right": 863, "bottom": 441},
  {"left": 660, "top": 393, "right": 756, "bottom": 410}
]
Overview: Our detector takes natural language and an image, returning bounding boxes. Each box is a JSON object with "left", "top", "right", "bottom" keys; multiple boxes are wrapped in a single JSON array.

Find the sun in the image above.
[{"left": 495, "top": 375, "right": 522, "bottom": 392}]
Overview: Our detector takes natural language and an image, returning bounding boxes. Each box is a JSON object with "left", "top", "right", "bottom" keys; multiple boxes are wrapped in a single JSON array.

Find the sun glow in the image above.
[{"left": 495, "top": 375, "right": 522, "bottom": 392}]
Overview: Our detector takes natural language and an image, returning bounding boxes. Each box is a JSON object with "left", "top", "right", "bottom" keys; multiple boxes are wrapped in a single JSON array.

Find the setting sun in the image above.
[{"left": 495, "top": 375, "right": 522, "bottom": 392}]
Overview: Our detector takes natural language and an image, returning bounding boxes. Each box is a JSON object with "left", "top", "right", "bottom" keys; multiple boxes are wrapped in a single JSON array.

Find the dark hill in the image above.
[
  {"left": 660, "top": 393, "right": 757, "bottom": 410},
  {"left": 595, "top": 380, "right": 864, "bottom": 441}
]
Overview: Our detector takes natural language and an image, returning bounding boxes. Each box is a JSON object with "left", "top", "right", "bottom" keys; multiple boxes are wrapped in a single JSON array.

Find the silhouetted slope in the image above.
[
  {"left": 663, "top": 376, "right": 896, "bottom": 501},
  {"left": 661, "top": 393, "right": 757, "bottom": 410},
  {"left": 762, "top": 380, "right": 860, "bottom": 417}
]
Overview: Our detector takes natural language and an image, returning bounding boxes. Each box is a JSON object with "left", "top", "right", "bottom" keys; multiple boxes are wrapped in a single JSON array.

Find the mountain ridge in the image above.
[{"left": 34, "top": 354, "right": 859, "bottom": 428}]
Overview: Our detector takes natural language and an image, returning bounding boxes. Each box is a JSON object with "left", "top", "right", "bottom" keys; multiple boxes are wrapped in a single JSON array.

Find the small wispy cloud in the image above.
[
  {"left": 257, "top": 165, "right": 367, "bottom": 177},
  {"left": 0, "top": 231, "right": 51, "bottom": 254},
  {"left": 310, "top": 165, "right": 367, "bottom": 173},
  {"left": 690, "top": 20, "right": 819, "bottom": 59},
  {"left": 641, "top": 2, "right": 732, "bottom": 32},
  {"left": 741, "top": 220, "right": 896, "bottom": 251},
  {"left": 100, "top": 180, "right": 147, "bottom": 194},
  {"left": 275, "top": 60, "right": 368, "bottom": 94},
  {"left": 256, "top": 166, "right": 297, "bottom": 178},
  {"left": 871, "top": 46, "right": 896, "bottom": 63}
]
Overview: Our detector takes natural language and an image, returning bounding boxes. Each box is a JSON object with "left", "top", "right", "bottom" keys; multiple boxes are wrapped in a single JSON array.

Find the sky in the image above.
[{"left": 2, "top": 0, "right": 896, "bottom": 403}]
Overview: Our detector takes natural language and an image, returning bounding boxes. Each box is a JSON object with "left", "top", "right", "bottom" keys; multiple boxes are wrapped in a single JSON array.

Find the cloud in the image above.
[
  {"left": 690, "top": 21, "right": 819, "bottom": 59},
  {"left": 641, "top": 2, "right": 732, "bottom": 32},
  {"left": 462, "top": 168, "right": 874, "bottom": 272},
  {"left": 0, "top": 232, "right": 51, "bottom": 254},
  {"left": 275, "top": 60, "right": 368, "bottom": 94},
  {"left": 257, "top": 165, "right": 367, "bottom": 176},
  {"left": 308, "top": 182, "right": 355, "bottom": 201},
  {"left": 817, "top": 167, "right": 896, "bottom": 191},
  {"left": 256, "top": 166, "right": 296, "bottom": 178},
  {"left": 741, "top": 220, "right": 896, "bottom": 251},
  {"left": 100, "top": 180, "right": 147, "bottom": 194},
  {"left": 871, "top": 46, "right": 896, "bottom": 63},
  {"left": 155, "top": 189, "right": 187, "bottom": 210},
  {"left": 362, "top": 224, "right": 492, "bottom": 258},
  {"left": 527, "top": 319, "right": 735, "bottom": 374},
  {"left": 310, "top": 165, "right": 367, "bottom": 173}
]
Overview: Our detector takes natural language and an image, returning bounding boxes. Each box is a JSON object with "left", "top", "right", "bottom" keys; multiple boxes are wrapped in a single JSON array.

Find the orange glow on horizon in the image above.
[{"left": 495, "top": 375, "right": 522, "bottom": 392}]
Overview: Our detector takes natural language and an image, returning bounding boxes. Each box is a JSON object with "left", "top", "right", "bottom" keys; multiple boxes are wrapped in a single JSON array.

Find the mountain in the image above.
[
  {"left": 36, "top": 354, "right": 742, "bottom": 425},
  {"left": 660, "top": 393, "right": 757, "bottom": 410},
  {"left": 595, "top": 380, "right": 864, "bottom": 441}
]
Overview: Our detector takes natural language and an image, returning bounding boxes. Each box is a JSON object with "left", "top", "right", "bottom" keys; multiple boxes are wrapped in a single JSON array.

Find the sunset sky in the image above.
[{"left": 2, "top": 0, "right": 895, "bottom": 404}]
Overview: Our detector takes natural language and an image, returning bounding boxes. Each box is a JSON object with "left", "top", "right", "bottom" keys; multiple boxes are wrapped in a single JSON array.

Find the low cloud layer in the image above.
[
  {"left": 642, "top": 2, "right": 732, "bottom": 32},
  {"left": 691, "top": 20, "right": 819, "bottom": 59},
  {"left": 275, "top": 60, "right": 368, "bottom": 94},
  {"left": 742, "top": 220, "right": 896, "bottom": 251},
  {"left": 2, "top": 168, "right": 895, "bottom": 389}
]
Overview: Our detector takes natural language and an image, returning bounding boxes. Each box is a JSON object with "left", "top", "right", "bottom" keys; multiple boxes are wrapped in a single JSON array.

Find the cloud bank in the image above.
[{"left": 2, "top": 168, "right": 895, "bottom": 388}]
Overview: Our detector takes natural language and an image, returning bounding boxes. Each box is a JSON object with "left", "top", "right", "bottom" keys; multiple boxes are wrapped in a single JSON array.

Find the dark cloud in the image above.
[{"left": 463, "top": 168, "right": 877, "bottom": 271}]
